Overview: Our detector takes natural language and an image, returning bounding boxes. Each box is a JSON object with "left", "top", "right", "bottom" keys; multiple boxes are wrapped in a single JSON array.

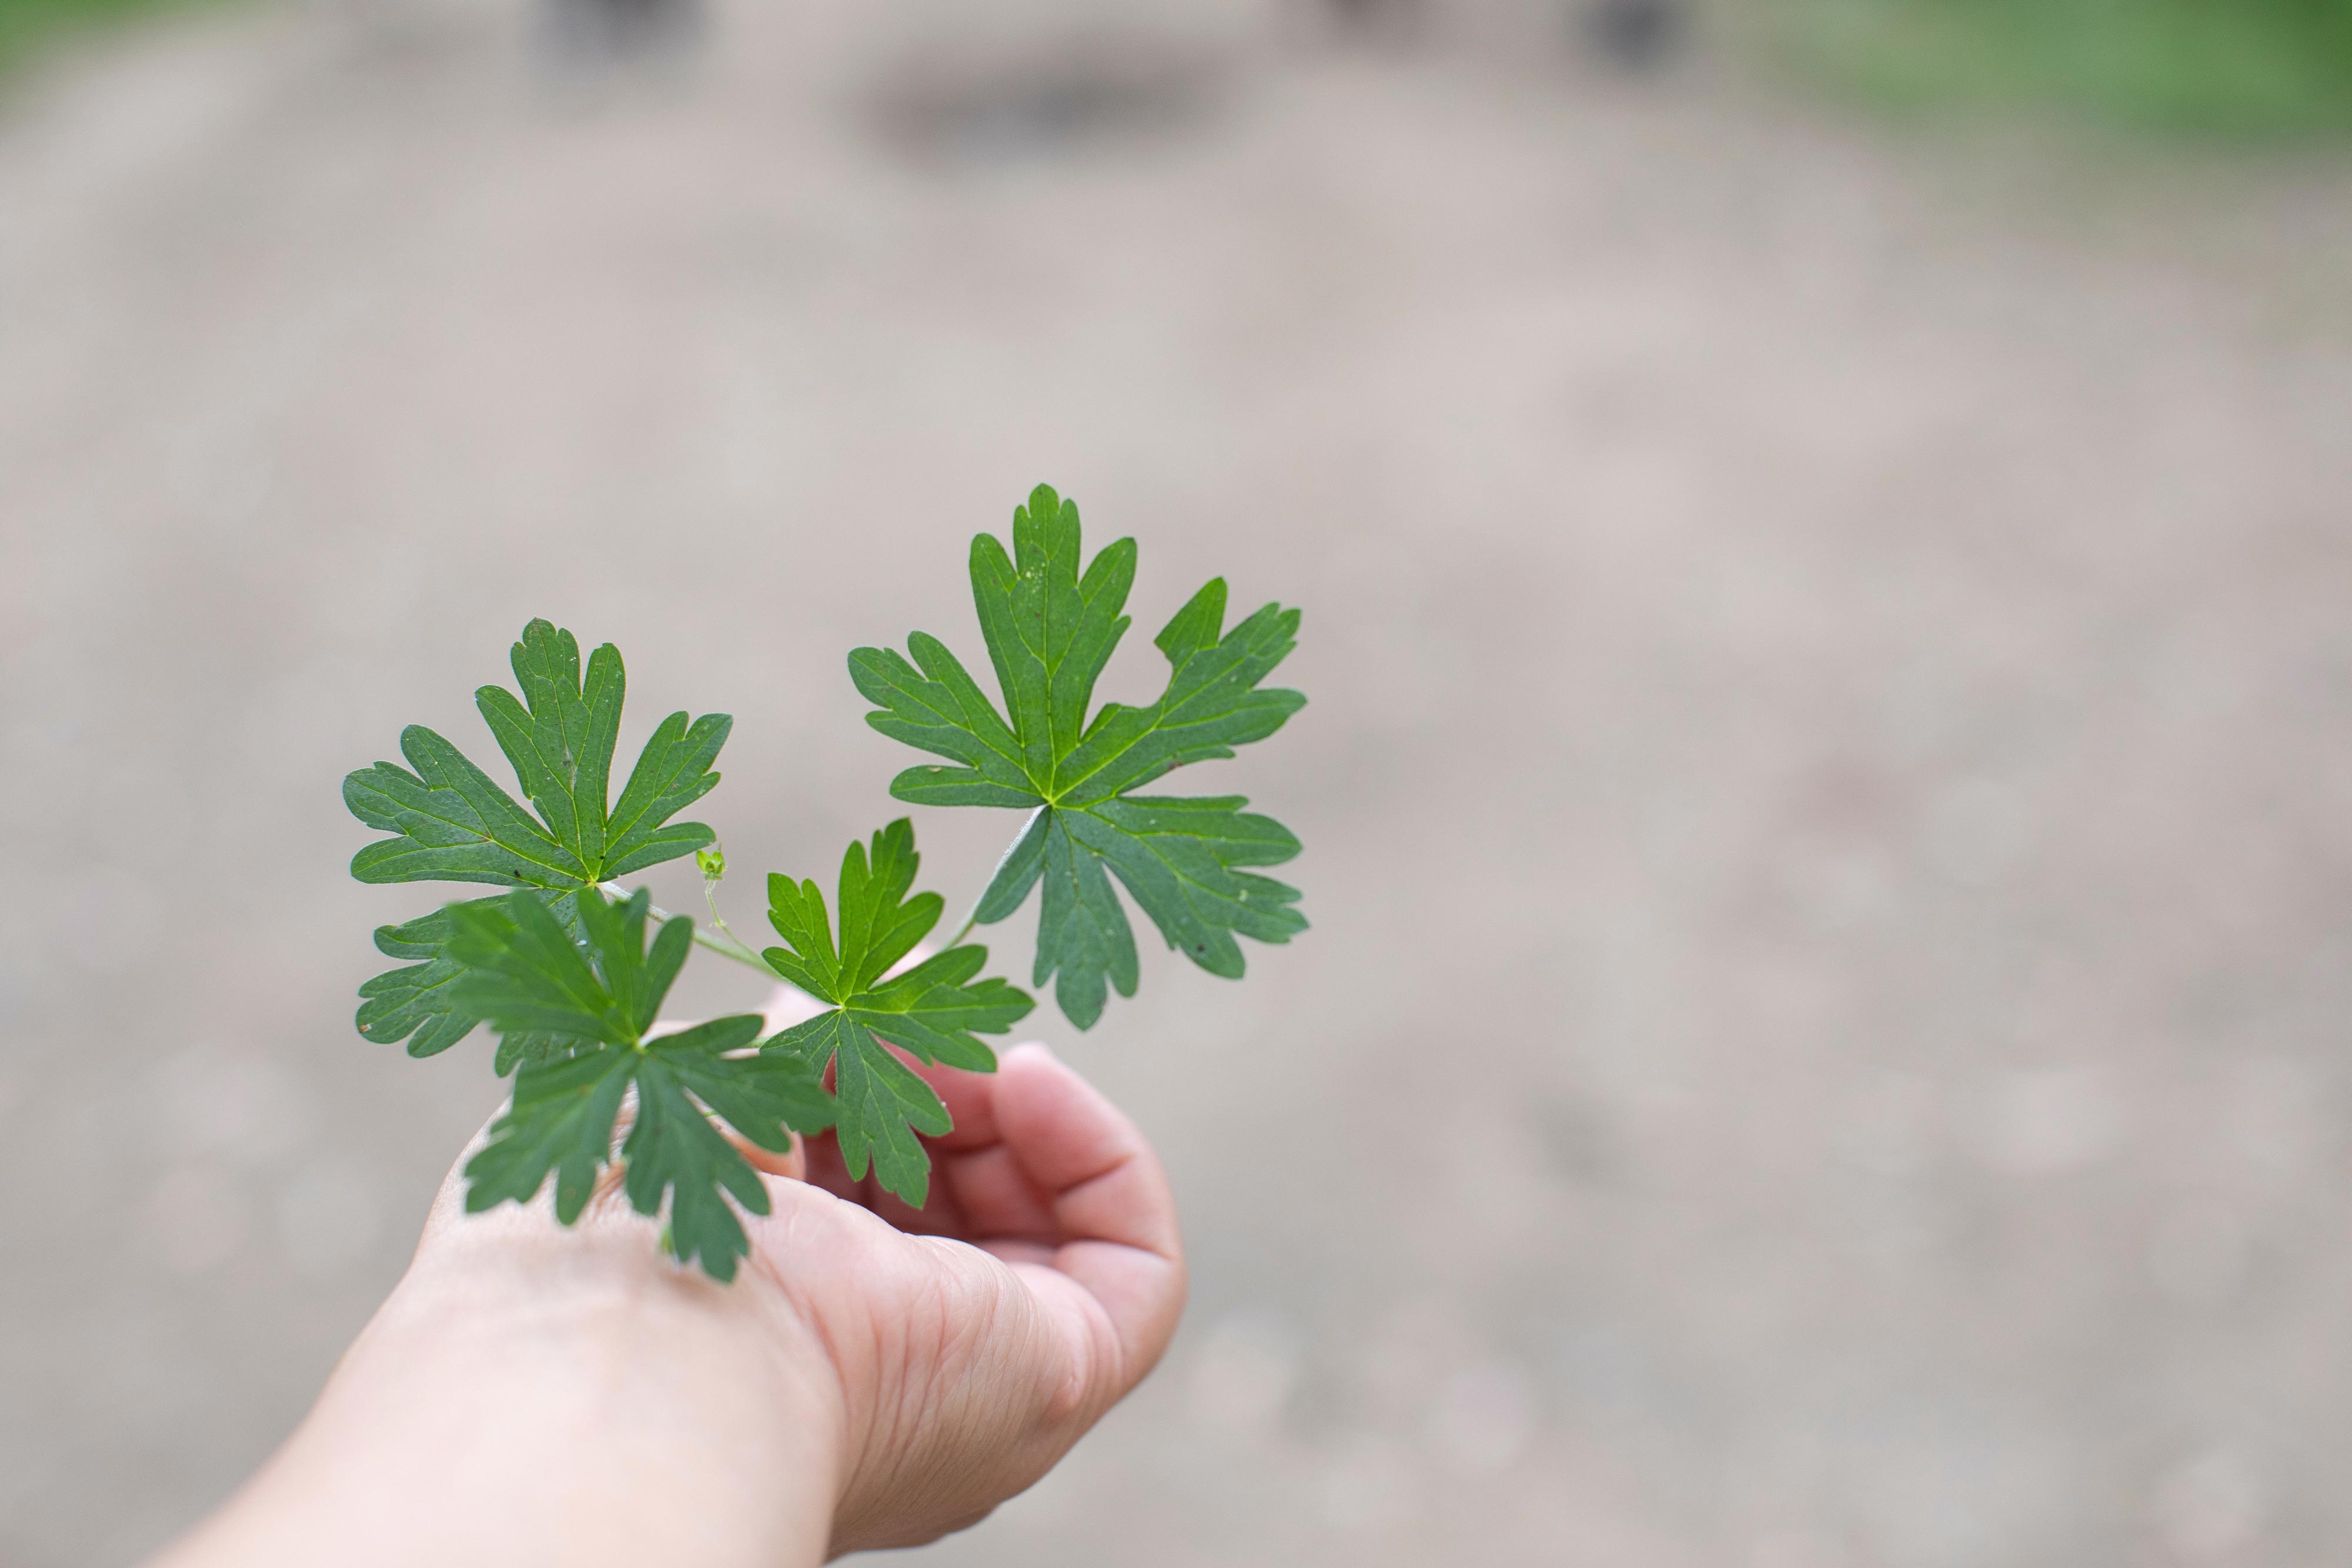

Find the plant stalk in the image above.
[
  {"left": 943, "top": 804, "right": 1043, "bottom": 949},
  {"left": 604, "top": 882, "right": 772, "bottom": 977},
  {"left": 612, "top": 805, "right": 1038, "bottom": 987},
  {"left": 686, "top": 920, "right": 770, "bottom": 974}
]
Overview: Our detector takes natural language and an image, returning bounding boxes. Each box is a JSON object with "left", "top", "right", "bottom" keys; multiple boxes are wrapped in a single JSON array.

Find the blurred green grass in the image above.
[
  {"left": 1779, "top": 0, "right": 2352, "bottom": 135},
  {"left": 0, "top": 0, "right": 224, "bottom": 80}
]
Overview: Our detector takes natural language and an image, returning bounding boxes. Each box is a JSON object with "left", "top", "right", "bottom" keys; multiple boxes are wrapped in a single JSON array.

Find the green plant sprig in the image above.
[{"left": 343, "top": 484, "right": 1306, "bottom": 1280}]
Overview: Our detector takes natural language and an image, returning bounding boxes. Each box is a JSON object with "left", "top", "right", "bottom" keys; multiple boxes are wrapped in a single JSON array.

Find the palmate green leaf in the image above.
[
  {"left": 451, "top": 887, "right": 833, "bottom": 1282},
  {"left": 760, "top": 819, "right": 1034, "bottom": 1206},
  {"left": 356, "top": 904, "right": 485, "bottom": 1059},
  {"left": 346, "top": 619, "right": 731, "bottom": 890},
  {"left": 850, "top": 484, "right": 1307, "bottom": 1028},
  {"left": 463, "top": 1043, "right": 636, "bottom": 1228},
  {"left": 359, "top": 900, "right": 590, "bottom": 1069},
  {"left": 344, "top": 619, "right": 731, "bottom": 1064},
  {"left": 766, "top": 1012, "right": 950, "bottom": 1213}
]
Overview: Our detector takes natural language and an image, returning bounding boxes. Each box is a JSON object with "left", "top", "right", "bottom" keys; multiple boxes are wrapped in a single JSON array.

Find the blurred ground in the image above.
[{"left": 4, "top": 2, "right": 2352, "bottom": 1564}]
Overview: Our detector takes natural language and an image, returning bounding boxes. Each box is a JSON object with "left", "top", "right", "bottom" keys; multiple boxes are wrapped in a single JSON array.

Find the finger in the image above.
[
  {"left": 993, "top": 1045, "right": 1178, "bottom": 1256},
  {"left": 939, "top": 1142, "right": 1057, "bottom": 1243},
  {"left": 920, "top": 1059, "right": 1007, "bottom": 1151},
  {"left": 796, "top": 1125, "right": 975, "bottom": 1237},
  {"left": 991, "top": 1044, "right": 1186, "bottom": 1382},
  {"left": 797, "top": 1129, "right": 868, "bottom": 1202},
  {"left": 737, "top": 1129, "right": 806, "bottom": 1182},
  {"left": 977, "top": 1238, "right": 1057, "bottom": 1269},
  {"left": 859, "top": 1175, "right": 967, "bottom": 1237},
  {"left": 865, "top": 1029, "right": 1019, "bottom": 1153},
  {"left": 866, "top": 1048, "right": 1005, "bottom": 1152}
]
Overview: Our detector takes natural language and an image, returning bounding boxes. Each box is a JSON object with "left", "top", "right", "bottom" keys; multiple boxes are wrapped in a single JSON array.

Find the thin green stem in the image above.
[
  {"left": 603, "top": 882, "right": 771, "bottom": 977},
  {"left": 703, "top": 880, "right": 757, "bottom": 961},
  {"left": 612, "top": 802, "right": 1039, "bottom": 983},
  {"left": 944, "top": 804, "right": 1044, "bottom": 950},
  {"left": 686, "top": 920, "right": 770, "bottom": 974}
]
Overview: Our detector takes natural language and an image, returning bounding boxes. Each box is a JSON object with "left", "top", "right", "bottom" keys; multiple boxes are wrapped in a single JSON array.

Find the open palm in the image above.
[
  {"left": 751, "top": 1041, "right": 1186, "bottom": 1552},
  {"left": 409, "top": 1027, "right": 1186, "bottom": 1557}
]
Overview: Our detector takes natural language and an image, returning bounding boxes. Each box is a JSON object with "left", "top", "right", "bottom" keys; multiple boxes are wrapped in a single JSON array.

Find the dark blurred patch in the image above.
[
  {"left": 1579, "top": 0, "right": 1684, "bottom": 72},
  {"left": 537, "top": 0, "right": 704, "bottom": 72},
  {"left": 1323, "top": 0, "right": 1423, "bottom": 44},
  {"left": 867, "top": 37, "right": 1228, "bottom": 166}
]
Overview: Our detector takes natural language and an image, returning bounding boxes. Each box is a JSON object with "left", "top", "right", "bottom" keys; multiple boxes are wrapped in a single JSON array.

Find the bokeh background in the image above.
[{"left": 5, "top": 0, "right": 2352, "bottom": 1563}]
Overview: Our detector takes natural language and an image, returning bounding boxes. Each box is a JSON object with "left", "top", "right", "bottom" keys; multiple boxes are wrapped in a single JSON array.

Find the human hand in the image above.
[
  {"left": 156, "top": 1036, "right": 1185, "bottom": 1567},
  {"left": 774, "top": 1038, "right": 1187, "bottom": 1550}
]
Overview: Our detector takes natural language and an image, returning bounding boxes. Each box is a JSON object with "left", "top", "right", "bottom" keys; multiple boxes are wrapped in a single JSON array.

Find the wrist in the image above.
[{"left": 159, "top": 1211, "right": 847, "bottom": 1568}]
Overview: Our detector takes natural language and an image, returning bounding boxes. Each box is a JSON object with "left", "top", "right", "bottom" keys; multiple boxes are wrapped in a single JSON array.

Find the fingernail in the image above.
[{"left": 1006, "top": 1040, "right": 1057, "bottom": 1065}]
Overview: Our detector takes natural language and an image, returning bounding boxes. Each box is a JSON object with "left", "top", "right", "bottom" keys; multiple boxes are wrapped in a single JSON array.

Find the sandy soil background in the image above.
[{"left": 4, "top": 2, "right": 2351, "bottom": 1563}]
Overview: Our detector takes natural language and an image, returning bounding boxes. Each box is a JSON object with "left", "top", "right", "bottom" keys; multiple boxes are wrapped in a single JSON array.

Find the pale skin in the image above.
[{"left": 155, "top": 1041, "right": 1186, "bottom": 1567}]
